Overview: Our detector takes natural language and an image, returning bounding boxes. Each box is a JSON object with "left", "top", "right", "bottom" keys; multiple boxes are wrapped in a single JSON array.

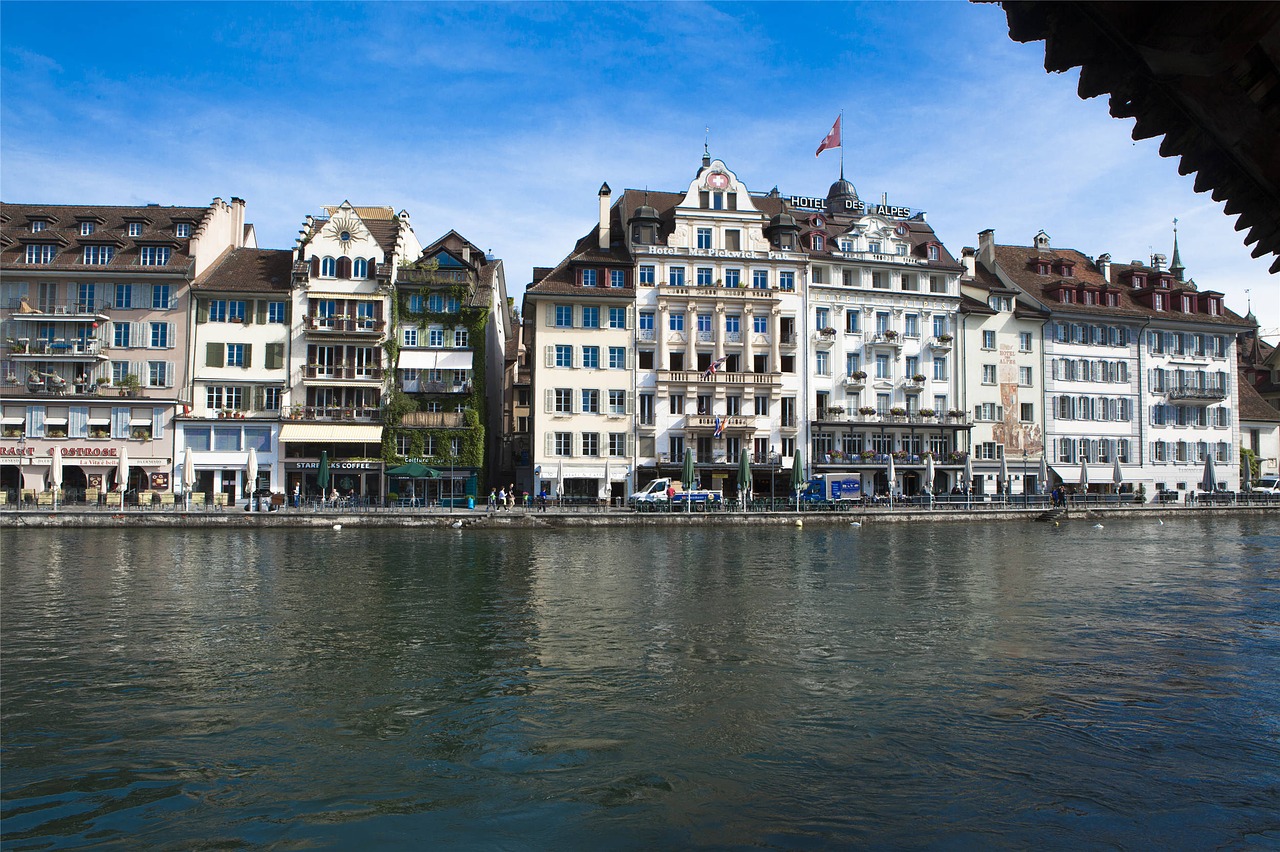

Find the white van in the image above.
[{"left": 1252, "top": 477, "right": 1280, "bottom": 495}]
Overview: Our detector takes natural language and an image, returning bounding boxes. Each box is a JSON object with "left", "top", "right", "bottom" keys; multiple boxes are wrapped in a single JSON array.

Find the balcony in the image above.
[
  {"left": 1167, "top": 384, "right": 1227, "bottom": 404},
  {"left": 902, "top": 378, "right": 926, "bottom": 393},
  {"left": 400, "top": 411, "right": 466, "bottom": 428},
  {"left": 656, "top": 370, "right": 781, "bottom": 388},
  {"left": 780, "top": 332, "right": 798, "bottom": 348},
  {"left": 685, "top": 414, "right": 756, "bottom": 432},
  {"left": 812, "top": 328, "right": 837, "bottom": 347},
  {"left": 6, "top": 338, "right": 108, "bottom": 361},
  {"left": 3, "top": 302, "right": 110, "bottom": 321},
  {"left": 405, "top": 379, "right": 472, "bottom": 394},
  {"left": 303, "top": 316, "right": 385, "bottom": 336},
  {"left": 638, "top": 328, "right": 656, "bottom": 342},
  {"left": 300, "top": 406, "right": 381, "bottom": 422},
  {"left": 842, "top": 373, "right": 867, "bottom": 390},
  {"left": 927, "top": 335, "right": 954, "bottom": 352},
  {"left": 302, "top": 365, "right": 384, "bottom": 383},
  {"left": 868, "top": 332, "right": 902, "bottom": 349}
]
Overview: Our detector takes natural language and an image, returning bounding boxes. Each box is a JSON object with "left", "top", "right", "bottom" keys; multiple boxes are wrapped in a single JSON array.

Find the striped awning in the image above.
[{"left": 278, "top": 423, "right": 383, "bottom": 443}]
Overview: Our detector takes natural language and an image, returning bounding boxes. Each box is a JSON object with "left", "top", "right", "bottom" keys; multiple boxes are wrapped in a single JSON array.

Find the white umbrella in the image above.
[
  {"left": 1112, "top": 456, "right": 1124, "bottom": 491},
  {"left": 962, "top": 453, "right": 973, "bottom": 491},
  {"left": 998, "top": 452, "right": 1009, "bottom": 496},
  {"left": 245, "top": 446, "right": 258, "bottom": 510},
  {"left": 1079, "top": 457, "right": 1089, "bottom": 493},
  {"left": 116, "top": 445, "right": 130, "bottom": 493},
  {"left": 183, "top": 451, "right": 196, "bottom": 509},
  {"left": 49, "top": 446, "right": 63, "bottom": 509},
  {"left": 1038, "top": 455, "right": 1049, "bottom": 494},
  {"left": 924, "top": 453, "right": 936, "bottom": 496},
  {"left": 886, "top": 452, "right": 896, "bottom": 508}
]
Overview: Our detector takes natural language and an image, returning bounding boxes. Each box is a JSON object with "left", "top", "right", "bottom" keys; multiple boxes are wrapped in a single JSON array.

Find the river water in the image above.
[{"left": 2, "top": 518, "right": 1278, "bottom": 849}]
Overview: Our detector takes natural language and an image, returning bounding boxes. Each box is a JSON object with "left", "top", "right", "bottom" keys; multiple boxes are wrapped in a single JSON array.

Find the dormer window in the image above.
[
  {"left": 1132, "top": 273, "right": 1145, "bottom": 288},
  {"left": 927, "top": 244, "right": 939, "bottom": 261},
  {"left": 1181, "top": 295, "right": 1192, "bottom": 313},
  {"left": 1152, "top": 293, "right": 1165, "bottom": 311},
  {"left": 25, "top": 244, "right": 56, "bottom": 264},
  {"left": 175, "top": 223, "right": 191, "bottom": 238},
  {"left": 1082, "top": 290, "right": 1095, "bottom": 306},
  {"left": 839, "top": 240, "right": 852, "bottom": 253},
  {"left": 30, "top": 220, "right": 46, "bottom": 232},
  {"left": 1058, "top": 289, "right": 1072, "bottom": 304},
  {"left": 1058, "top": 261, "right": 1075, "bottom": 277},
  {"left": 1105, "top": 292, "right": 1118, "bottom": 307},
  {"left": 581, "top": 269, "right": 598, "bottom": 287},
  {"left": 1035, "top": 261, "right": 1051, "bottom": 275},
  {"left": 1207, "top": 298, "right": 1220, "bottom": 316},
  {"left": 80, "top": 222, "right": 95, "bottom": 236},
  {"left": 869, "top": 241, "right": 881, "bottom": 254},
  {"left": 812, "top": 235, "right": 824, "bottom": 251},
  {"left": 127, "top": 222, "right": 143, "bottom": 237}
]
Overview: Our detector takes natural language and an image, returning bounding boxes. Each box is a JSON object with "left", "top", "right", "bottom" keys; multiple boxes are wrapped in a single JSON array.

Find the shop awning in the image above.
[
  {"left": 279, "top": 423, "right": 383, "bottom": 443},
  {"left": 88, "top": 418, "right": 110, "bottom": 425},
  {"left": 397, "top": 350, "right": 473, "bottom": 371}
]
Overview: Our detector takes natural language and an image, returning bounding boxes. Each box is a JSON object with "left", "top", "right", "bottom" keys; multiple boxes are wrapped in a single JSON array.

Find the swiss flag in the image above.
[{"left": 815, "top": 115, "right": 842, "bottom": 157}]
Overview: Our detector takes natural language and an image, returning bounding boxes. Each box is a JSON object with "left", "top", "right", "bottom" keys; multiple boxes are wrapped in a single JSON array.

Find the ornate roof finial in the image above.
[
  {"left": 1170, "top": 217, "right": 1186, "bottom": 281},
  {"left": 703, "top": 127, "right": 711, "bottom": 167}
]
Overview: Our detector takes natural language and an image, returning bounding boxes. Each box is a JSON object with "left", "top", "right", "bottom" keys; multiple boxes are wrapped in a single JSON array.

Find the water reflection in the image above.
[{"left": 2, "top": 519, "right": 1278, "bottom": 848}]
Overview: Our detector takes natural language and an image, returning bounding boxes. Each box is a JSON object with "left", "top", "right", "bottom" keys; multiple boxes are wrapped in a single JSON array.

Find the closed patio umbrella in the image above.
[
  {"left": 998, "top": 452, "right": 1009, "bottom": 496},
  {"left": 49, "top": 446, "right": 62, "bottom": 510},
  {"left": 116, "top": 446, "right": 129, "bottom": 493},
  {"left": 924, "top": 453, "right": 935, "bottom": 498},
  {"left": 1038, "top": 455, "right": 1049, "bottom": 494},
  {"left": 738, "top": 448, "right": 751, "bottom": 512},
  {"left": 183, "top": 451, "right": 196, "bottom": 509},
  {"left": 1079, "top": 457, "right": 1089, "bottom": 493},
  {"left": 245, "top": 446, "right": 258, "bottom": 510},
  {"left": 791, "top": 448, "right": 805, "bottom": 512},
  {"left": 1242, "top": 457, "right": 1252, "bottom": 492},
  {"left": 1200, "top": 454, "right": 1217, "bottom": 494},
  {"left": 886, "top": 452, "right": 896, "bottom": 508},
  {"left": 682, "top": 448, "right": 696, "bottom": 513},
  {"left": 1112, "top": 456, "right": 1124, "bottom": 493},
  {"left": 317, "top": 450, "right": 330, "bottom": 496}
]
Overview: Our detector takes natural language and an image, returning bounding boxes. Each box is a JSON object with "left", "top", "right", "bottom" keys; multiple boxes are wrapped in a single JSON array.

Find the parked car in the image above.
[{"left": 1251, "top": 477, "right": 1280, "bottom": 495}]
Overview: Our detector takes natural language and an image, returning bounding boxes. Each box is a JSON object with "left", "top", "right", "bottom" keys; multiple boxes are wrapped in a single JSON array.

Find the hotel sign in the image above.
[{"left": 789, "top": 196, "right": 914, "bottom": 219}]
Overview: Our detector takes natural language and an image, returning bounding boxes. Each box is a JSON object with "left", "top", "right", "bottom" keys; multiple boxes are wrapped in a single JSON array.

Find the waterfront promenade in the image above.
[{"left": 2, "top": 497, "right": 1276, "bottom": 528}]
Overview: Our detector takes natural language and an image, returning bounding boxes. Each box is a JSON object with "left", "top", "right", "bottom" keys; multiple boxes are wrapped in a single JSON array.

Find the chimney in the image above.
[
  {"left": 598, "top": 183, "right": 611, "bottom": 251},
  {"left": 1151, "top": 253, "right": 1166, "bottom": 272},
  {"left": 462, "top": 245, "right": 470, "bottom": 263},
  {"left": 231, "top": 197, "right": 246, "bottom": 248},
  {"left": 1097, "top": 252, "right": 1112, "bottom": 282},
  {"left": 960, "top": 246, "right": 976, "bottom": 279},
  {"left": 977, "top": 228, "right": 996, "bottom": 266}
]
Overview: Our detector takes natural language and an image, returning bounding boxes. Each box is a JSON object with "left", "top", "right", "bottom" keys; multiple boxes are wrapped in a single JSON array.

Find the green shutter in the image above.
[
  {"left": 266, "top": 342, "right": 284, "bottom": 370},
  {"left": 256, "top": 300, "right": 268, "bottom": 324},
  {"left": 206, "top": 342, "right": 223, "bottom": 368},
  {"left": 243, "top": 344, "right": 252, "bottom": 369},
  {"left": 253, "top": 386, "right": 265, "bottom": 410},
  {"left": 196, "top": 299, "right": 209, "bottom": 324}
]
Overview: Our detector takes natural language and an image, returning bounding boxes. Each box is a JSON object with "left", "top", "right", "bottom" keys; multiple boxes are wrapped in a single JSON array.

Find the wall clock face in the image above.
[
  {"left": 706, "top": 172, "right": 729, "bottom": 190},
  {"left": 330, "top": 215, "right": 366, "bottom": 251}
]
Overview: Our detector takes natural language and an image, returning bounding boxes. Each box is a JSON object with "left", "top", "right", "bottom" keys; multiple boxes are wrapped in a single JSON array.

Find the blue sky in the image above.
[{"left": 2, "top": 1, "right": 1275, "bottom": 330}]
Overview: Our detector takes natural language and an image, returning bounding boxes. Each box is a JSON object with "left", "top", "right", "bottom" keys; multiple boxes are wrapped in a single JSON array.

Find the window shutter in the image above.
[
  {"left": 973, "top": 405, "right": 981, "bottom": 421},
  {"left": 256, "top": 300, "right": 268, "bottom": 323},
  {"left": 544, "top": 388, "right": 553, "bottom": 413},
  {"left": 996, "top": 405, "right": 1004, "bottom": 421},
  {"left": 253, "top": 387, "right": 265, "bottom": 410},
  {"left": 69, "top": 406, "right": 89, "bottom": 438},
  {"left": 266, "top": 342, "right": 283, "bottom": 370},
  {"left": 545, "top": 304, "right": 554, "bottom": 327},
  {"left": 545, "top": 433, "right": 553, "bottom": 456},
  {"left": 367, "top": 258, "right": 377, "bottom": 279},
  {"left": 545, "top": 346, "right": 554, "bottom": 367},
  {"left": 165, "top": 361, "right": 175, "bottom": 387},
  {"left": 112, "top": 407, "right": 129, "bottom": 439},
  {"left": 627, "top": 349, "right": 635, "bottom": 370},
  {"left": 310, "top": 256, "right": 320, "bottom": 278},
  {"left": 167, "top": 323, "right": 175, "bottom": 348},
  {"left": 337, "top": 256, "right": 352, "bottom": 279},
  {"left": 132, "top": 322, "right": 144, "bottom": 347},
  {"left": 626, "top": 392, "right": 634, "bottom": 415},
  {"left": 243, "top": 345, "right": 252, "bottom": 369},
  {"left": 153, "top": 408, "right": 165, "bottom": 440},
  {"left": 207, "top": 342, "right": 224, "bottom": 368},
  {"left": 626, "top": 306, "right": 635, "bottom": 329},
  {"left": 196, "top": 299, "right": 209, "bottom": 323}
]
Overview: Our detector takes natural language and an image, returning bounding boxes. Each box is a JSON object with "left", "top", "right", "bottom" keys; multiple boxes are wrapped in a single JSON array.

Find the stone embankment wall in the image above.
[{"left": 1, "top": 505, "right": 1275, "bottom": 529}]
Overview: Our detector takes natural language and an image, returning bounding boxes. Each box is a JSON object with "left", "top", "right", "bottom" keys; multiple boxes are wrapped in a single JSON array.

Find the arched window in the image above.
[
  {"left": 353, "top": 258, "right": 368, "bottom": 278},
  {"left": 321, "top": 256, "right": 336, "bottom": 277}
]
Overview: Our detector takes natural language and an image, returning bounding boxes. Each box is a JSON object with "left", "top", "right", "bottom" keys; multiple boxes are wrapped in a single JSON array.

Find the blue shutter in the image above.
[
  {"left": 112, "top": 407, "right": 130, "bottom": 439},
  {"left": 153, "top": 408, "right": 165, "bottom": 441},
  {"left": 27, "top": 406, "right": 46, "bottom": 438},
  {"left": 69, "top": 406, "right": 89, "bottom": 439}
]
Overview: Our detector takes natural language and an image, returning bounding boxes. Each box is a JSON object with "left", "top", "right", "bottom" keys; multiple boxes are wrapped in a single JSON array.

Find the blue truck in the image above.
[{"left": 800, "top": 474, "right": 863, "bottom": 505}]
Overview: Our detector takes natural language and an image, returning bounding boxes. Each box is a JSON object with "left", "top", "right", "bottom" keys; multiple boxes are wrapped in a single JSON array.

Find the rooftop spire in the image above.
[
  {"left": 1170, "top": 217, "right": 1186, "bottom": 281},
  {"left": 703, "top": 127, "right": 711, "bottom": 167}
]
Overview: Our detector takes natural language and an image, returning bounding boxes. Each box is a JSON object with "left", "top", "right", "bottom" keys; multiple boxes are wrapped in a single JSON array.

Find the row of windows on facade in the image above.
[
  {"left": 655, "top": 222, "right": 944, "bottom": 262},
  {"left": 402, "top": 327, "right": 468, "bottom": 348},
  {"left": 812, "top": 433, "right": 957, "bottom": 458},
  {"left": 651, "top": 436, "right": 801, "bottom": 461},
  {"left": 311, "top": 256, "right": 378, "bottom": 279},
  {"left": 392, "top": 434, "right": 466, "bottom": 458},
  {"left": 200, "top": 300, "right": 288, "bottom": 324},
  {"left": 631, "top": 264, "right": 950, "bottom": 292},
  {"left": 5, "top": 282, "right": 177, "bottom": 311},
  {"left": 545, "top": 431, "right": 636, "bottom": 457},
  {"left": 1050, "top": 323, "right": 1232, "bottom": 356},
  {"left": 1051, "top": 282, "right": 1225, "bottom": 316},
  {"left": 24, "top": 244, "right": 172, "bottom": 266},
  {"left": 545, "top": 388, "right": 634, "bottom": 415},
  {"left": 635, "top": 394, "right": 799, "bottom": 422},
  {"left": 1052, "top": 437, "right": 1231, "bottom": 464},
  {"left": 405, "top": 294, "right": 463, "bottom": 313},
  {"left": 11, "top": 406, "right": 166, "bottom": 440},
  {"left": 28, "top": 220, "right": 190, "bottom": 238}
]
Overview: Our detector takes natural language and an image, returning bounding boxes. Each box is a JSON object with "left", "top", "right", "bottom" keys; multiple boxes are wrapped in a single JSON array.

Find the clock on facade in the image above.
[{"left": 706, "top": 172, "right": 730, "bottom": 189}]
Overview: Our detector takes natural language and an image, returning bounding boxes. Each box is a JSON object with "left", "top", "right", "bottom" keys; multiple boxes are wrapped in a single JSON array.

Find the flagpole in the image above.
[{"left": 839, "top": 109, "right": 844, "bottom": 180}]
